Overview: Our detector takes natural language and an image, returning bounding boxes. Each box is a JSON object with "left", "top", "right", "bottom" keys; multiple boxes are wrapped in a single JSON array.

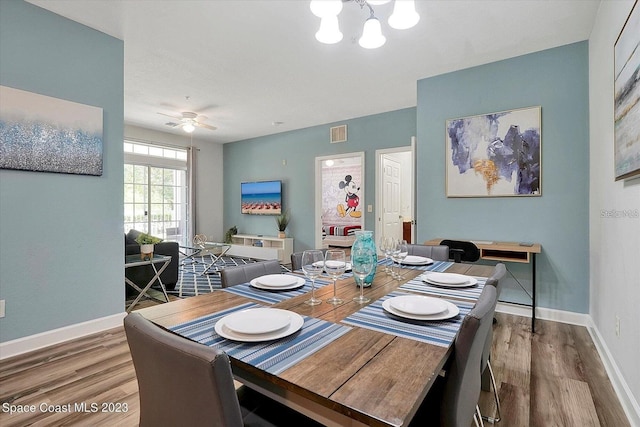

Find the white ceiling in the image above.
[{"left": 27, "top": 0, "right": 601, "bottom": 144}]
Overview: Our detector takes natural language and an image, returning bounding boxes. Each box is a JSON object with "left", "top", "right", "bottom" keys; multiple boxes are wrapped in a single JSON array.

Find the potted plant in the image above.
[
  {"left": 224, "top": 226, "right": 238, "bottom": 244},
  {"left": 135, "top": 233, "right": 163, "bottom": 260},
  {"left": 275, "top": 210, "right": 290, "bottom": 238}
]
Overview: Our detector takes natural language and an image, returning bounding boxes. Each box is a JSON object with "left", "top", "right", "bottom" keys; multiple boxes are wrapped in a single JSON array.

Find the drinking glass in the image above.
[
  {"left": 390, "top": 237, "right": 401, "bottom": 279},
  {"left": 302, "top": 250, "right": 324, "bottom": 306},
  {"left": 395, "top": 240, "right": 408, "bottom": 279},
  {"left": 324, "top": 249, "right": 346, "bottom": 305},
  {"left": 378, "top": 235, "right": 391, "bottom": 273},
  {"left": 352, "top": 248, "right": 375, "bottom": 304}
]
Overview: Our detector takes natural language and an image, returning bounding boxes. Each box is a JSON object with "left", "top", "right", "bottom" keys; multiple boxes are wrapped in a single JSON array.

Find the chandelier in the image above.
[{"left": 310, "top": 0, "right": 420, "bottom": 49}]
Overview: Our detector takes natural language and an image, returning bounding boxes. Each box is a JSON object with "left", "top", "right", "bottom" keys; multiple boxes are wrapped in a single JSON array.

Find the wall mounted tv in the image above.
[{"left": 241, "top": 180, "right": 282, "bottom": 215}]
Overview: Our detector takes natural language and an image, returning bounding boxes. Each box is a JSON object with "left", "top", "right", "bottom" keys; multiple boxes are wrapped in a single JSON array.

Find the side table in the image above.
[{"left": 125, "top": 254, "right": 171, "bottom": 313}]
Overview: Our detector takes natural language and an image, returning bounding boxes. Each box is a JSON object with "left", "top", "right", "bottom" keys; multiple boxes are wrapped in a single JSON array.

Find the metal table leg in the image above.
[{"left": 126, "top": 258, "right": 170, "bottom": 313}]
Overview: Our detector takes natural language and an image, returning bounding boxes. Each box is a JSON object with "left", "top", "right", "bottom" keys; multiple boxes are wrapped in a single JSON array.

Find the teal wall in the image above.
[
  {"left": 416, "top": 42, "right": 590, "bottom": 313},
  {"left": 224, "top": 108, "right": 416, "bottom": 251},
  {"left": 0, "top": 1, "right": 124, "bottom": 341}
]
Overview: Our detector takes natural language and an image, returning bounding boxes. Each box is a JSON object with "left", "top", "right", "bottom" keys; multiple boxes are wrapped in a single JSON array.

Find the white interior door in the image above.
[
  {"left": 382, "top": 155, "right": 402, "bottom": 240},
  {"left": 376, "top": 143, "right": 414, "bottom": 245}
]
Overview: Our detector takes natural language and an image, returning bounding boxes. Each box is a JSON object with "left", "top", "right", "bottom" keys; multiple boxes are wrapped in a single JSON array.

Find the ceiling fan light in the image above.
[
  {"left": 316, "top": 15, "right": 343, "bottom": 44},
  {"left": 359, "top": 17, "right": 386, "bottom": 49},
  {"left": 388, "top": 0, "right": 420, "bottom": 30},
  {"left": 309, "top": 0, "right": 343, "bottom": 18},
  {"left": 183, "top": 123, "right": 195, "bottom": 133}
]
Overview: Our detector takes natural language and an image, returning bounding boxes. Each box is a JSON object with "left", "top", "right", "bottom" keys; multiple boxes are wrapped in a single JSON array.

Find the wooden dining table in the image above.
[{"left": 137, "top": 260, "right": 494, "bottom": 427}]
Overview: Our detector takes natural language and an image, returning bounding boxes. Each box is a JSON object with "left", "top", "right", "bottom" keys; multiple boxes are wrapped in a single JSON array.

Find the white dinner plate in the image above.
[
  {"left": 389, "top": 295, "right": 448, "bottom": 316},
  {"left": 421, "top": 272, "right": 478, "bottom": 288},
  {"left": 400, "top": 255, "right": 433, "bottom": 266},
  {"left": 313, "top": 261, "right": 352, "bottom": 271},
  {"left": 215, "top": 309, "right": 304, "bottom": 342},
  {"left": 223, "top": 307, "right": 291, "bottom": 334},
  {"left": 382, "top": 298, "right": 460, "bottom": 321},
  {"left": 256, "top": 274, "right": 298, "bottom": 287},
  {"left": 250, "top": 275, "right": 306, "bottom": 290}
]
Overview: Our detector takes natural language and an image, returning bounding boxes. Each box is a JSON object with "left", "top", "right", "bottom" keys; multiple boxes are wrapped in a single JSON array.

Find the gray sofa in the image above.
[{"left": 125, "top": 229, "right": 179, "bottom": 291}]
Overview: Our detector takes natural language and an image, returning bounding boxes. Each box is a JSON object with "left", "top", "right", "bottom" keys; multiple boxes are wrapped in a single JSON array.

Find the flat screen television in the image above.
[{"left": 241, "top": 180, "right": 282, "bottom": 215}]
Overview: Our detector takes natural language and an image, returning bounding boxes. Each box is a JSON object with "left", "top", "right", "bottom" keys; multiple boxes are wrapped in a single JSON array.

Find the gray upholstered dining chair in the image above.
[
  {"left": 440, "top": 285, "right": 498, "bottom": 427},
  {"left": 406, "top": 244, "right": 449, "bottom": 261},
  {"left": 219, "top": 259, "right": 282, "bottom": 288},
  {"left": 124, "top": 312, "right": 322, "bottom": 427},
  {"left": 481, "top": 263, "right": 507, "bottom": 424},
  {"left": 290, "top": 249, "right": 328, "bottom": 271}
]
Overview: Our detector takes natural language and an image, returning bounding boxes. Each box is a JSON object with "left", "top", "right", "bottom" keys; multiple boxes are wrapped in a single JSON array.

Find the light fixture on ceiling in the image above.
[
  {"left": 309, "top": 0, "right": 419, "bottom": 49},
  {"left": 182, "top": 121, "right": 195, "bottom": 133}
]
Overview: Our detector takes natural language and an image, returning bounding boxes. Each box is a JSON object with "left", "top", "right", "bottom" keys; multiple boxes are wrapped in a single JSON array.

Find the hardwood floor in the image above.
[{"left": 0, "top": 311, "right": 629, "bottom": 426}]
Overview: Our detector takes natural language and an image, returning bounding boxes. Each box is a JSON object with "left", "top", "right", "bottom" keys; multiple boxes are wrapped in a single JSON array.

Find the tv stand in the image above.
[{"left": 227, "top": 234, "right": 293, "bottom": 263}]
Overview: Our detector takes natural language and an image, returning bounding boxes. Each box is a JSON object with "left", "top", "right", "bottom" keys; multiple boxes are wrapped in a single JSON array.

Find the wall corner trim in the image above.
[{"left": 0, "top": 312, "right": 126, "bottom": 360}]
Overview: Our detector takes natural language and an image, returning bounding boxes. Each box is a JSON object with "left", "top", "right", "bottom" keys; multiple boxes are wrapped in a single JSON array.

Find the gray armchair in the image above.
[
  {"left": 441, "top": 285, "right": 498, "bottom": 427},
  {"left": 290, "top": 249, "right": 329, "bottom": 271},
  {"left": 406, "top": 244, "right": 449, "bottom": 261},
  {"left": 481, "top": 263, "right": 507, "bottom": 423},
  {"left": 124, "top": 313, "right": 322, "bottom": 427},
  {"left": 219, "top": 259, "right": 282, "bottom": 288}
]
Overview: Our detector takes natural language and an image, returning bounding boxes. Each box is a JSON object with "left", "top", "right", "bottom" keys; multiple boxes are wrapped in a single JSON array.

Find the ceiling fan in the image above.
[{"left": 158, "top": 111, "right": 217, "bottom": 133}]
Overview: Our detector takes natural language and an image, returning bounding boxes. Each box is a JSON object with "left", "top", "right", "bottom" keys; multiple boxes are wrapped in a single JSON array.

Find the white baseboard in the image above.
[
  {"left": 496, "top": 302, "right": 639, "bottom": 426},
  {"left": 587, "top": 319, "right": 640, "bottom": 427},
  {"left": 496, "top": 302, "right": 591, "bottom": 326},
  {"left": 0, "top": 312, "right": 127, "bottom": 360}
]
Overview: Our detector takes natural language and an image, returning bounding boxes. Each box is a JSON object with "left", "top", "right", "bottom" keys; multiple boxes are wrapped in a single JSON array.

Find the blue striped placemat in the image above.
[
  {"left": 341, "top": 292, "right": 474, "bottom": 348},
  {"left": 222, "top": 277, "right": 332, "bottom": 304},
  {"left": 399, "top": 275, "right": 486, "bottom": 302},
  {"left": 168, "top": 303, "right": 352, "bottom": 374}
]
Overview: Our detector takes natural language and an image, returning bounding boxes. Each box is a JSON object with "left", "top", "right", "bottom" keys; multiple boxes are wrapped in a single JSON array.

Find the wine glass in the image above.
[
  {"left": 378, "top": 235, "right": 390, "bottom": 273},
  {"left": 390, "top": 237, "right": 401, "bottom": 279},
  {"left": 302, "top": 250, "right": 324, "bottom": 306},
  {"left": 395, "top": 240, "right": 409, "bottom": 279},
  {"left": 324, "top": 249, "right": 346, "bottom": 305},
  {"left": 352, "top": 248, "right": 375, "bottom": 304}
]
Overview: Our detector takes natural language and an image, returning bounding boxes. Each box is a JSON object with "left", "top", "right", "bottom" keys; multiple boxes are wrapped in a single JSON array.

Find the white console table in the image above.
[{"left": 227, "top": 234, "right": 293, "bottom": 263}]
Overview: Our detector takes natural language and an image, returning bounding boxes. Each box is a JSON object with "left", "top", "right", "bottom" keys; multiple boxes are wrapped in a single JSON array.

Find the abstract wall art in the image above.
[
  {"left": 614, "top": 0, "right": 640, "bottom": 181},
  {"left": 446, "top": 106, "right": 541, "bottom": 197},
  {"left": 0, "top": 85, "right": 103, "bottom": 176}
]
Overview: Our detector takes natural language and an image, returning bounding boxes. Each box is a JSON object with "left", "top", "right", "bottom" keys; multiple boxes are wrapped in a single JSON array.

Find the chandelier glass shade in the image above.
[
  {"left": 316, "top": 15, "right": 343, "bottom": 44},
  {"left": 359, "top": 17, "right": 386, "bottom": 49},
  {"left": 310, "top": 0, "right": 419, "bottom": 49}
]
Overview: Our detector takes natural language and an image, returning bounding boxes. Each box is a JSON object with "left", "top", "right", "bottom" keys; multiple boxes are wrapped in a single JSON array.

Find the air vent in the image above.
[{"left": 330, "top": 125, "right": 347, "bottom": 143}]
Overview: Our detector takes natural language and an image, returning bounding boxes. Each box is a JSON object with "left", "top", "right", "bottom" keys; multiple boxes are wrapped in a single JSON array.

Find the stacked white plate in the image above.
[
  {"left": 421, "top": 272, "right": 477, "bottom": 288},
  {"left": 215, "top": 307, "right": 304, "bottom": 342},
  {"left": 400, "top": 255, "right": 433, "bottom": 266},
  {"left": 382, "top": 295, "right": 459, "bottom": 320},
  {"left": 250, "top": 274, "right": 305, "bottom": 290}
]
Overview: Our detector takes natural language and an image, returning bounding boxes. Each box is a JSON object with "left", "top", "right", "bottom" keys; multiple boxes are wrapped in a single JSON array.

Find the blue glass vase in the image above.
[{"left": 351, "top": 230, "right": 377, "bottom": 287}]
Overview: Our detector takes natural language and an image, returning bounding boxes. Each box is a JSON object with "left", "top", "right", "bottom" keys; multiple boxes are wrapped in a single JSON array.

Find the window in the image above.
[{"left": 124, "top": 141, "right": 189, "bottom": 245}]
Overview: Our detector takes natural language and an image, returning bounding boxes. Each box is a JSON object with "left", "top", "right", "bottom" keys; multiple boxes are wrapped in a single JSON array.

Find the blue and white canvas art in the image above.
[
  {"left": 614, "top": 0, "right": 640, "bottom": 181},
  {"left": 0, "top": 85, "right": 103, "bottom": 176},
  {"left": 446, "top": 106, "right": 541, "bottom": 197}
]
